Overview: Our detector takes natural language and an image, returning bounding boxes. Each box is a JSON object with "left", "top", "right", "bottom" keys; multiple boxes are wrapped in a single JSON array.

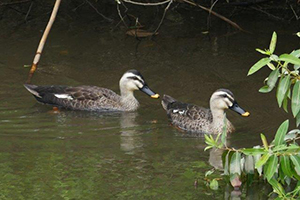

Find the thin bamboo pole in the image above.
[{"left": 26, "top": 0, "right": 62, "bottom": 83}]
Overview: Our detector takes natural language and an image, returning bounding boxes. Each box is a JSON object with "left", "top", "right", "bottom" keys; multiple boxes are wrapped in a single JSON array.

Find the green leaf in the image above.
[
  {"left": 223, "top": 151, "right": 230, "bottom": 175},
  {"left": 268, "top": 178, "right": 286, "bottom": 197},
  {"left": 256, "top": 48, "right": 268, "bottom": 55},
  {"left": 247, "top": 57, "right": 271, "bottom": 76},
  {"left": 204, "top": 146, "right": 213, "bottom": 151},
  {"left": 286, "top": 144, "right": 300, "bottom": 152},
  {"left": 273, "top": 144, "right": 289, "bottom": 152},
  {"left": 280, "top": 156, "right": 293, "bottom": 177},
  {"left": 253, "top": 147, "right": 263, "bottom": 176},
  {"left": 274, "top": 120, "right": 289, "bottom": 146},
  {"left": 297, "top": 112, "right": 300, "bottom": 127},
  {"left": 291, "top": 155, "right": 300, "bottom": 176},
  {"left": 204, "top": 134, "right": 214, "bottom": 148},
  {"left": 259, "top": 85, "right": 272, "bottom": 93},
  {"left": 255, "top": 153, "right": 270, "bottom": 168},
  {"left": 276, "top": 75, "right": 291, "bottom": 107},
  {"left": 265, "top": 155, "right": 278, "bottom": 181},
  {"left": 242, "top": 148, "right": 265, "bottom": 155},
  {"left": 209, "top": 178, "right": 219, "bottom": 190},
  {"left": 230, "top": 152, "right": 241, "bottom": 175},
  {"left": 267, "top": 68, "right": 280, "bottom": 89},
  {"left": 267, "top": 62, "right": 276, "bottom": 70},
  {"left": 261, "top": 134, "right": 269, "bottom": 150},
  {"left": 279, "top": 54, "right": 300, "bottom": 66},
  {"left": 205, "top": 169, "right": 214, "bottom": 177},
  {"left": 259, "top": 68, "right": 280, "bottom": 93},
  {"left": 269, "top": 32, "right": 277, "bottom": 54},
  {"left": 292, "top": 80, "right": 300, "bottom": 117},
  {"left": 290, "top": 49, "right": 300, "bottom": 58}
]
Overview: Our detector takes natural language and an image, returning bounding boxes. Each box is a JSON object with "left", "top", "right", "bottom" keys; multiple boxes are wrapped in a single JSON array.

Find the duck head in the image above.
[
  {"left": 209, "top": 89, "right": 250, "bottom": 117},
  {"left": 119, "top": 69, "right": 160, "bottom": 98}
]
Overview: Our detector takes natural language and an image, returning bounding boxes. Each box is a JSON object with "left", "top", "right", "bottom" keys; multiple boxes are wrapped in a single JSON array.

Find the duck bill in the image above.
[
  {"left": 140, "top": 85, "right": 160, "bottom": 99},
  {"left": 229, "top": 102, "right": 250, "bottom": 117}
]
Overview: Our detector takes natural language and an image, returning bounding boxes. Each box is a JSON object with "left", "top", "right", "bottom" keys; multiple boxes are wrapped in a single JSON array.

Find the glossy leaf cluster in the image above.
[{"left": 248, "top": 32, "right": 300, "bottom": 126}]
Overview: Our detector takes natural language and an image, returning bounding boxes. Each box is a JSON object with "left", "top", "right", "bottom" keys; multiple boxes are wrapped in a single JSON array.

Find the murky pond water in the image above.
[{"left": 0, "top": 3, "right": 299, "bottom": 199}]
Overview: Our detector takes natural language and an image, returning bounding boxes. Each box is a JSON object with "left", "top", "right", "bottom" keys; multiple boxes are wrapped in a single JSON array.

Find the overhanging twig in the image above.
[
  {"left": 85, "top": 0, "right": 114, "bottom": 22},
  {"left": 26, "top": 0, "right": 62, "bottom": 83},
  {"left": 153, "top": 0, "right": 173, "bottom": 35},
  {"left": 25, "top": 1, "right": 33, "bottom": 21},
  {"left": 0, "top": 0, "right": 30, "bottom": 6},
  {"left": 122, "top": 0, "right": 171, "bottom": 6},
  {"left": 207, "top": 0, "right": 219, "bottom": 29},
  {"left": 182, "top": 0, "right": 246, "bottom": 32}
]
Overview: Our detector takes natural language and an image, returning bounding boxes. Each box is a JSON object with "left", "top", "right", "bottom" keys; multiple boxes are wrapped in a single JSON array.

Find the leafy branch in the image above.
[
  {"left": 204, "top": 32, "right": 300, "bottom": 199},
  {"left": 247, "top": 32, "right": 300, "bottom": 126}
]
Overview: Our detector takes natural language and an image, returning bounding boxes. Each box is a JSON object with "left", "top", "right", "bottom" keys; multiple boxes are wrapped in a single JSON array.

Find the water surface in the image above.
[{"left": 0, "top": 5, "right": 299, "bottom": 199}]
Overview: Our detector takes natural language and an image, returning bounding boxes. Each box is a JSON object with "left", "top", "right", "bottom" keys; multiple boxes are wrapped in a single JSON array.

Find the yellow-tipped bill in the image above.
[
  {"left": 151, "top": 94, "right": 160, "bottom": 99},
  {"left": 241, "top": 111, "right": 250, "bottom": 117},
  {"left": 229, "top": 102, "right": 250, "bottom": 117},
  {"left": 140, "top": 85, "right": 159, "bottom": 99}
]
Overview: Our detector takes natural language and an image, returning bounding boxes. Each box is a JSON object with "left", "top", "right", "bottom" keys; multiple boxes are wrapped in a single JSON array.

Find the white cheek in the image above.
[
  {"left": 215, "top": 100, "right": 228, "bottom": 109},
  {"left": 126, "top": 82, "right": 139, "bottom": 90}
]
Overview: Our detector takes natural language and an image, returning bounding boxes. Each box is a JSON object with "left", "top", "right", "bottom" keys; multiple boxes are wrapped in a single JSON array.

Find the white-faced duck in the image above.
[
  {"left": 24, "top": 69, "right": 160, "bottom": 112},
  {"left": 161, "top": 89, "right": 250, "bottom": 135}
]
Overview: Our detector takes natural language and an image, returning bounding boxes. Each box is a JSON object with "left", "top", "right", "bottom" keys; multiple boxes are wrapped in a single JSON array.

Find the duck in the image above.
[
  {"left": 161, "top": 89, "right": 250, "bottom": 135},
  {"left": 24, "top": 69, "right": 160, "bottom": 112}
]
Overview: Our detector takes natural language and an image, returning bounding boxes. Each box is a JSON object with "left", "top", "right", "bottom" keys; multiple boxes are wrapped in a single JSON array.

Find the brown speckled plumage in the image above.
[
  {"left": 24, "top": 70, "right": 159, "bottom": 112},
  {"left": 162, "top": 89, "right": 249, "bottom": 135},
  {"left": 25, "top": 85, "right": 124, "bottom": 111}
]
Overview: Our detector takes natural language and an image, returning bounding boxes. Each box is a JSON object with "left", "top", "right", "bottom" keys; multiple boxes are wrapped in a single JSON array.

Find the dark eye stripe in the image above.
[
  {"left": 219, "top": 94, "right": 234, "bottom": 103},
  {"left": 127, "top": 76, "right": 144, "bottom": 85}
]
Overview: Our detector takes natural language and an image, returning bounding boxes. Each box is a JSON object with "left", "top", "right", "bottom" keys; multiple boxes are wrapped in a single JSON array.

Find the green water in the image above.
[{"left": 0, "top": 4, "right": 299, "bottom": 199}]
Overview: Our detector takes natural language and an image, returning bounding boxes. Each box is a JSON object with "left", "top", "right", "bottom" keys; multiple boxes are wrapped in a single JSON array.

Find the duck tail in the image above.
[
  {"left": 161, "top": 94, "right": 176, "bottom": 110},
  {"left": 24, "top": 84, "right": 42, "bottom": 99}
]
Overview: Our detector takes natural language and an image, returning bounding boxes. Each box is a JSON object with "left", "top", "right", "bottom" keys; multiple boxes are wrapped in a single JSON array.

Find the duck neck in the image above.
[
  {"left": 210, "top": 107, "right": 231, "bottom": 134},
  {"left": 211, "top": 108, "right": 226, "bottom": 125},
  {"left": 120, "top": 87, "right": 139, "bottom": 111}
]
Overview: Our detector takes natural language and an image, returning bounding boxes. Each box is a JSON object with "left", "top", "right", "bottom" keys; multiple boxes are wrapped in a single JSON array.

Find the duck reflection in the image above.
[
  {"left": 209, "top": 147, "right": 224, "bottom": 171},
  {"left": 120, "top": 112, "right": 143, "bottom": 154}
]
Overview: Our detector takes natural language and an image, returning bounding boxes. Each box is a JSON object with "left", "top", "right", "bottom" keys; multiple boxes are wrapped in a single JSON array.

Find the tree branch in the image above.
[{"left": 26, "top": 0, "right": 62, "bottom": 83}]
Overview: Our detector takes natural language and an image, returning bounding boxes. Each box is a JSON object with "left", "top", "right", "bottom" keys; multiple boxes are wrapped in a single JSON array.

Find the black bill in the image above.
[
  {"left": 229, "top": 102, "right": 250, "bottom": 117},
  {"left": 140, "top": 85, "right": 160, "bottom": 99}
]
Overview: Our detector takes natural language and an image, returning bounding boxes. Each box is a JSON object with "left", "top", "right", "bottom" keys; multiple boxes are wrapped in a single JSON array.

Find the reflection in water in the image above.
[
  {"left": 209, "top": 147, "right": 223, "bottom": 171},
  {"left": 119, "top": 112, "right": 143, "bottom": 154}
]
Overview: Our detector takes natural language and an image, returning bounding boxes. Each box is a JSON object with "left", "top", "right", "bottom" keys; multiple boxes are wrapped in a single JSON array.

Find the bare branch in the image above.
[
  {"left": 85, "top": 0, "right": 114, "bottom": 22},
  {"left": 289, "top": 4, "right": 300, "bottom": 20},
  {"left": 122, "top": 0, "right": 171, "bottom": 6},
  {"left": 26, "top": 0, "right": 62, "bottom": 83},
  {"left": 0, "top": 0, "right": 31, "bottom": 6},
  {"left": 250, "top": 6, "right": 285, "bottom": 21},
  {"left": 153, "top": 0, "right": 173, "bottom": 35},
  {"left": 25, "top": 1, "right": 33, "bottom": 21},
  {"left": 182, "top": 0, "right": 247, "bottom": 32},
  {"left": 116, "top": 2, "right": 128, "bottom": 28},
  {"left": 207, "top": 0, "right": 219, "bottom": 29}
]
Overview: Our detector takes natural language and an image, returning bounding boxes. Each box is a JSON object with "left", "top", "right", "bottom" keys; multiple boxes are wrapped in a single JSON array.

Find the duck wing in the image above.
[
  {"left": 24, "top": 84, "right": 122, "bottom": 111},
  {"left": 162, "top": 94, "right": 213, "bottom": 133}
]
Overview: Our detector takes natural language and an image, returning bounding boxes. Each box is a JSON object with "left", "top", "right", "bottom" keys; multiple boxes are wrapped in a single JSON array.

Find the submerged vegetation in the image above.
[{"left": 204, "top": 32, "right": 300, "bottom": 199}]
